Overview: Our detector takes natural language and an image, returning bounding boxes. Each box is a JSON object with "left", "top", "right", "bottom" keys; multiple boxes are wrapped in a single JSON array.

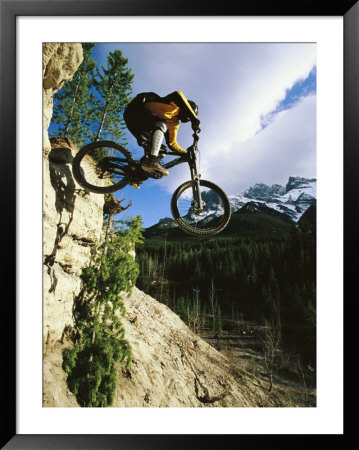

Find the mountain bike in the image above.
[{"left": 72, "top": 129, "right": 231, "bottom": 237}]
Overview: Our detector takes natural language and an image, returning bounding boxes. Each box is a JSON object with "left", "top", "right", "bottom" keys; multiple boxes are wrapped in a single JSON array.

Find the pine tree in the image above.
[
  {"left": 214, "top": 304, "right": 223, "bottom": 333},
  {"left": 63, "top": 216, "right": 144, "bottom": 407},
  {"left": 91, "top": 50, "right": 134, "bottom": 143}
]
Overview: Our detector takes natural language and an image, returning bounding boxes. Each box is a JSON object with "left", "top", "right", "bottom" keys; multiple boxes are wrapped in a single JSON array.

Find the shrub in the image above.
[{"left": 63, "top": 216, "right": 144, "bottom": 407}]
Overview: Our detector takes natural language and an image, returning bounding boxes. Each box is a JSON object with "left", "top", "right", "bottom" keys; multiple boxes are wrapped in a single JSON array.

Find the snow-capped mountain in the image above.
[
  {"left": 228, "top": 176, "right": 316, "bottom": 222},
  {"left": 144, "top": 176, "right": 316, "bottom": 237}
]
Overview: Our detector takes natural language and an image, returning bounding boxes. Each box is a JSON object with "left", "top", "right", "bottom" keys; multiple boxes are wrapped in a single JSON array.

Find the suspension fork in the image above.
[{"left": 188, "top": 148, "right": 204, "bottom": 211}]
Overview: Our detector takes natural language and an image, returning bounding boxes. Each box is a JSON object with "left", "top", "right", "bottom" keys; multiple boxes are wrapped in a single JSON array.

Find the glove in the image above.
[{"left": 191, "top": 119, "right": 201, "bottom": 131}]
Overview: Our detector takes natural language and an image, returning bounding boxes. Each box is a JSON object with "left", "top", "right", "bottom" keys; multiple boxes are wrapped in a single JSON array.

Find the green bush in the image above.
[{"left": 63, "top": 216, "right": 144, "bottom": 407}]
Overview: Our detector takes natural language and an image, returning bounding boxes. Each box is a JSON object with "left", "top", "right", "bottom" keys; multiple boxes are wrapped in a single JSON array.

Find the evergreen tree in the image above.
[
  {"left": 63, "top": 216, "right": 144, "bottom": 407},
  {"left": 214, "top": 304, "right": 223, "bottom": 333},
  {"left": 135, "top": 230, "right": 316, "bottom": 363},
  {"left": 91, "top": 50, "right": 134, "bottom": 143}
]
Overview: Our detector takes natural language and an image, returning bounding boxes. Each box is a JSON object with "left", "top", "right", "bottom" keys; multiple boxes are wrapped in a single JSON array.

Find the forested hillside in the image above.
[{"left": 136, "top": 212, "right": 316, "bottom": 370}]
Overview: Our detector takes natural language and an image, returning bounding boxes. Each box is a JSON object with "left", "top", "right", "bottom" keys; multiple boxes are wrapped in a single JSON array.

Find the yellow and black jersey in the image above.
[{"left": 125, "top": 91, "right": 198, "bottom": 153}]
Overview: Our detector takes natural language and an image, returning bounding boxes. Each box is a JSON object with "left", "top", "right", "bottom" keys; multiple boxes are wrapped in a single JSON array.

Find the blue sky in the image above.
[{"left": 64, "top": 43, "right": 317, "bottom": 228}]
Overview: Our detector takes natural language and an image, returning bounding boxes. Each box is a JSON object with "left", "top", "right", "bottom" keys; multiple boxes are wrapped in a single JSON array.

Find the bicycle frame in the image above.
[{"left": 73, "top": 129, "right": 231, "bottom": 235}]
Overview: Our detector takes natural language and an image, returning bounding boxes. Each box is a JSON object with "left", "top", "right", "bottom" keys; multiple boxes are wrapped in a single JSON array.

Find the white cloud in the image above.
[
  {"left": 203, "top": 94, "right": 316, "bottom": 194},
  {"left": 199, "top": 44, "right": 316, "bottom": 149}
]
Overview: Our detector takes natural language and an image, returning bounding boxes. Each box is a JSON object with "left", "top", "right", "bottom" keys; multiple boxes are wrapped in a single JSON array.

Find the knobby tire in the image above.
[
  {"left": 72, "top": 141, "right": 134, "bottom": 194},
  {"left": 171, "top": 179, "right": 231, "bottom": 237}
]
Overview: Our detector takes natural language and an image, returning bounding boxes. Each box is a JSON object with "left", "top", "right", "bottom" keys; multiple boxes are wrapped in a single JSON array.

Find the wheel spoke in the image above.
[
  {"left": 171, "top": 180, "right": 231, "bottom": 236},
  {"left": 73, "top": 141, "right": 134, "bottom": 194}
]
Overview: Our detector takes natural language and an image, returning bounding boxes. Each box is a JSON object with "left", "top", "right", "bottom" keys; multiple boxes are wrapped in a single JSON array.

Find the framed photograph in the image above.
[{"left": 2, "top": 0, "right": 356, "bottom": 448}]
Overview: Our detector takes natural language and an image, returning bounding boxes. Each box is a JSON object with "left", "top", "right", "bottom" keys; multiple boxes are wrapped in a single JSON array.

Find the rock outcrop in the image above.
[
  {"left": 42, "top": 43, "right": 279, "bottom": 408},
  {"left": 43, "top": 43, "right": 83, "bottom": 158},
  {"left": 43, "top": 43, "right": 104, "bottom": 344}
]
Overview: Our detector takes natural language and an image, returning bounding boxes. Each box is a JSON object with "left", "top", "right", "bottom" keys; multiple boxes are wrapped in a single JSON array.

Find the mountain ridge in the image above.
[
  {"left": 228, "top": 175, "right": 316, "bottom": 222},
  {"left": 145, "top": 176, "right": 316, "bottom": 239}
]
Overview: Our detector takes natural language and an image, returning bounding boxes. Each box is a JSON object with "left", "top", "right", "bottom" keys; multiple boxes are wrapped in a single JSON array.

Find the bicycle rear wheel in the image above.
[
  {"left": 171, "top": 179, "right": 232, "bottom": 236},
  {"left": 72, "top": 141, "right": 134, "bottom": 194}
]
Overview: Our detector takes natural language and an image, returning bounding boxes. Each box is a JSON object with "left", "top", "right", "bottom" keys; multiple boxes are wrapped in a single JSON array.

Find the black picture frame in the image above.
[{"left": 1, "top": 0, "right": 356, "bottom": 448}]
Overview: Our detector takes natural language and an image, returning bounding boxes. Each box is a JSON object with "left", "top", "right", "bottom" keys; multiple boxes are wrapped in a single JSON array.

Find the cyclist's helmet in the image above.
[{"left": 180, "top": 100, "right": 199, "bottom": 122}]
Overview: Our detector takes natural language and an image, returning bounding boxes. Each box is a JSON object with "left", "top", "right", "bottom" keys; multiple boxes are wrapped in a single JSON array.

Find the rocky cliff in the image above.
[{"left": 42, "top": 43, "right": 283, "bottom": 408}]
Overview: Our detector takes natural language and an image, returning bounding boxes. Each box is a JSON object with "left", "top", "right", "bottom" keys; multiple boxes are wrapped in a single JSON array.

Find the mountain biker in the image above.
[{"left": 123, "top": 90, "right": 200, "bottom": 181}]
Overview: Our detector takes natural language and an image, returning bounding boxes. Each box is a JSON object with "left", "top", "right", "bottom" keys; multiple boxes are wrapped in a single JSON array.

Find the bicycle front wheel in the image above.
[
  {"left": 171, "top": 179, "right": 232, "bottom": 236},
  {"left": 72, "top": 141, "right": 134, "bottom": 194}
]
